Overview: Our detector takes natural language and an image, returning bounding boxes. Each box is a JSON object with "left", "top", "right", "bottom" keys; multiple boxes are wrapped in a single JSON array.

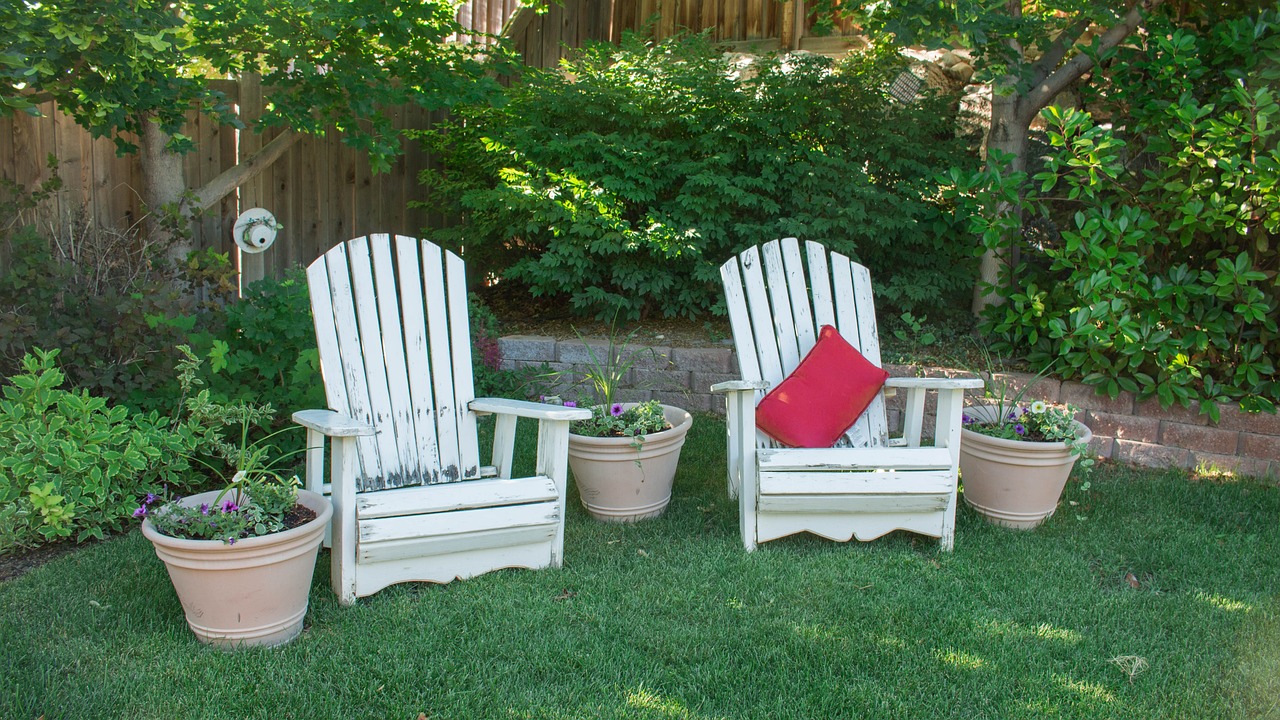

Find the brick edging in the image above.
[{"left": 498, "top": 336, "right": 1278, "bottom": 479}]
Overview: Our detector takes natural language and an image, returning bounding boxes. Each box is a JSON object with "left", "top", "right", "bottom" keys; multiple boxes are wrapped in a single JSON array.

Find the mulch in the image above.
[{"left": 0, "top": 540, "right": 86, "bottom": 583}]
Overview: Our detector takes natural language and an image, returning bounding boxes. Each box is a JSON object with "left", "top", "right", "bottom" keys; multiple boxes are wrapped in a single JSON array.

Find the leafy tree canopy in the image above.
[{"left": 1, "top": 0, "right": 514, "bottom": 171}]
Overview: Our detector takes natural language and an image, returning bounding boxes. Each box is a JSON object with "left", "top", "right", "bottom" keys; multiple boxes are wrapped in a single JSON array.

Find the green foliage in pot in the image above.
[
  {"left": 568, "top": 400, "right": 671, "bottom": 440},
  {"left": 418, "top": 32, "right": 977, "bottom": 320},
  {"left": 963, "top": 369, "right": 1094, "bottom": 474},
  {"left": 541, "top": 320, "right": 671, "bottom": 439},
  {"left": 135, "top": 346, "right": 307, "bottom": 544}
]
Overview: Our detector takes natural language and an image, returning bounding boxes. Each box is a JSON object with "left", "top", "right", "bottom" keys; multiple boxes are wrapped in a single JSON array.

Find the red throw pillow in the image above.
[{"left": 755, "top": 325, "right": 888, "bottom": 448}]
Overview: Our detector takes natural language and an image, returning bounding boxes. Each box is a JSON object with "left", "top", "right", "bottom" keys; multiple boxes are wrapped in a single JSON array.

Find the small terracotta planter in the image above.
[
  {"left": 141, "top": 488, "right": 332, "bottom": 648},
  {"left": 567, "top": 404, "right": 693, "bottom": 522},
  {"left": 958, "top": 406, "right": 1092, "bottom": 530}
]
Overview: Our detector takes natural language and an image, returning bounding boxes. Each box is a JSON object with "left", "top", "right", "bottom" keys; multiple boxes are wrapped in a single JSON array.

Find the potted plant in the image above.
[
  {"left": 135, "top": 347, "right": 331, "bottom": 648},
  {"left": 959, "top": 383, "right": 1093, "bottom": 529},
  {"left": 547, "top": 326, "right": 693, "bottom": 522}
]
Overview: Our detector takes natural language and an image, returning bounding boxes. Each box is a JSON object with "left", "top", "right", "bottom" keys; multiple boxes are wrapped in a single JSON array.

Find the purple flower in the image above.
[
  {"left": 962, "top": 413, "right": 973, "bottom": 425},
  {"left": 610, "top": 403, "right": 624, "bottom": 417},
  {"left": 144, "top": 493, "right": 158, "bottom": 505},
  {"left": 221, "top": 500, "right": 239, "bottom": 513},
  {"left": 200, "top": 503, "right": 211, "bottom": 516},
  {"left": 228, "top": 538, "right": 236, "bottom": 545},
  {"left": 564, "top": 401, "right": 577, "bottom": 408},
  {"left": 132, "top": 506, "right": 147, "bottom": 518},
  {"left": 1007, "top": 410, "right": 1018, "bottom": 420},
  {"left": 1014, "top": 423, "right": 1027, "bottom": 436}
]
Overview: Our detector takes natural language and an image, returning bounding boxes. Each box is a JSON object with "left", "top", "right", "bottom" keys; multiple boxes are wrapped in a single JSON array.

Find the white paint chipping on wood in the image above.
[
  {"left": 719, "top": 239, "right": 981, "bottom": 553},
  {"left": 299, "top": 234, "right": 583, "bottom": 605}
]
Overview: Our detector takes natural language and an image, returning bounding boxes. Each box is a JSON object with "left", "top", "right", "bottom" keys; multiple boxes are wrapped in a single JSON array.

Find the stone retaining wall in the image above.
[{"left": 498, "top": 335, "right": 1279, "bottom": 480}]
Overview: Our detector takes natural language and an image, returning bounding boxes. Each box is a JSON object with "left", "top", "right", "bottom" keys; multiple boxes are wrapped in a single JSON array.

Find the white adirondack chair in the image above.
[
  {"left": 713, "top": 238, "right": 983, "bottom": 551},
  {"left": 293, "top": 234, "right": 590, "bottom": 605}
]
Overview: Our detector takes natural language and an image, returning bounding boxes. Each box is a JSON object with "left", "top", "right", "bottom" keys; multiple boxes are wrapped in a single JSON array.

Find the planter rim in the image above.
[
  {"left": 141, "top": 488, "right": 332, "bottom": 552},
  {"left": 962, "top": 405, "right": 1092, "bottom": 451},
  {"left": 568, "top": 403, "right": 693, "bottom": 446}
]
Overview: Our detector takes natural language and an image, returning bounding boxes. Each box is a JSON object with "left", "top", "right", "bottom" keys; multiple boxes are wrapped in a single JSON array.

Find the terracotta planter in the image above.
[
  {"left": 958, "top": 406, "right": 1092, "bottom": 530},
  {"left": 568, "top": 404, "right": 693, "bottom": 522},
  {"left": 141, "top": 488, "right": 332, "bottom": 648}
]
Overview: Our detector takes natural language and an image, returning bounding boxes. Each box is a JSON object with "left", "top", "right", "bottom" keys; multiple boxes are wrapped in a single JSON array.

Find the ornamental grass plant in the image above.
[{"left": 545, "top": 318, "right": 673, "bottom": 439}]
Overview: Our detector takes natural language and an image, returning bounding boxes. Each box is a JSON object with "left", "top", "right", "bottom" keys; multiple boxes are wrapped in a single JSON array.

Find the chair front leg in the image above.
[
  {"left": 533, "top": 418, "right": 573, "bottom": 568},
  {"left": 329, "top": 435, "right": 359, "bottom": 606}
]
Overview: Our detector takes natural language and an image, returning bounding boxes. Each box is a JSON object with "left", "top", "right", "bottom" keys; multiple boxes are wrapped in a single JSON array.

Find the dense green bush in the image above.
[
  {"left": 953, "top": 9, "right": 1280, "bottom": 416},
  {"left": 0, "top": 350, "right": 198, "bottom": 552},
  {"left": 179, "top": 269, "right": 326, "bottom": 416},
  {"left": 419, "top": 33, "right": 978, "bottom": 320}
]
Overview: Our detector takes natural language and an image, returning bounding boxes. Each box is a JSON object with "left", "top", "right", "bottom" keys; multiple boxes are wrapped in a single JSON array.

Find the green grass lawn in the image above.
[{"left": 2, "top": 415, "right": 1278, "bottom": 719}]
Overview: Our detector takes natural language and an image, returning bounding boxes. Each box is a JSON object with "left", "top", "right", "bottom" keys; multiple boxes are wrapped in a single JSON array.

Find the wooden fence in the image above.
[{"left": 0, "top": 0, "right": 858, "bottom": 281}]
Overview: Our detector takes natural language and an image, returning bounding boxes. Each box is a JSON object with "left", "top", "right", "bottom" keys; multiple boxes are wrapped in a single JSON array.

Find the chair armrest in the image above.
[
  {"left": 885, "top": 377, "right": 984, "bottom": 390},
  {"left": 292, "top": 409, "right": 376, "bottom": 437},
  {"left": 711, "top": 380, "right": 771, "bottom": 393},
  {"left": 470, "top": 397, "right": 592, "bottom": 421}
]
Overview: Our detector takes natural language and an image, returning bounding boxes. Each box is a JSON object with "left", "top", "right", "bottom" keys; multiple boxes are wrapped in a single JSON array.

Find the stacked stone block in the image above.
[{"left": 499, "top": 336, "right": 1280, "bottom": 480}]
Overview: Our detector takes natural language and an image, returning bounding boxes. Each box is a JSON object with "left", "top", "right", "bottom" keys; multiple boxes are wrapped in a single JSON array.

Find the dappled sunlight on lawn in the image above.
[
  {"left": 1055, "top": 675, "right": 1118, "bottom": 704},
  {"left": 624, "top": 685, "right": 712, "bottom": 719},
  {"left": 975, "top": 617, "right": 1083, "bottom": 644},
  {"left": 933, "top": 648, "right": 987, "bottom": 670},
  {"left": 1194, "top": 591, "right": 1253, "bottom": 613}
]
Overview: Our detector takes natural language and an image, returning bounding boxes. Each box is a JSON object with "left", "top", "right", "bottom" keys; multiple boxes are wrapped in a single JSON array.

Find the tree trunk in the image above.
[
  {"left": 140, "top": 119, "right": 301, "bottom": 266},
  {"left": 140, "top": 121, "right": 191, "bottom": 265},
  {"left": 972, "top": 89, "right": 1033, "bottom": 315}
]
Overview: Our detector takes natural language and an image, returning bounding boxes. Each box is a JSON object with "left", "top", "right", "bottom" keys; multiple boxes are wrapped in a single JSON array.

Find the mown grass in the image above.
[{"left": 2, "top": 415, "right": 1278, "bottom": 719}]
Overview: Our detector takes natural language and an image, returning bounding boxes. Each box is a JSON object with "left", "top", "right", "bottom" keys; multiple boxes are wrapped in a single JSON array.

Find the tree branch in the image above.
[
  {"left": 187, "top": 128, "right": 301, "bottom": 213},
  {"left": 1029, "top": 15, "right": 1094, "bottom": 85},
  {"left": 1023, "top": 0, "right": 1166, "bottom": 117}
]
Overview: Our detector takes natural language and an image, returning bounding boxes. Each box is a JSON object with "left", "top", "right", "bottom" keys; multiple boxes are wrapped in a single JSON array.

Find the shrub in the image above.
[
  {"left": 418, "top": 33, "right": 978, "bottom": 320},
  {"left": 0, "top": 349, "right": 198, "bottom": 552},
  {"left": 181, "top": 269, "right": 326, "bottom": 416},
  {"left": 951, "top": 9, "right": 1280, "bottom": 418},
  {"left": 0, "top": 208, "right": 238, "bottom": 410}
]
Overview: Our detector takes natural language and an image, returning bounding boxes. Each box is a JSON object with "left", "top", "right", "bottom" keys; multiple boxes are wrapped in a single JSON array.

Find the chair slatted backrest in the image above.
[
  {"left": 721, "top": 238, "right": 889, "bottom": 448},
  {"left": 308, "top": 234, "right": 481, "bottom": 492}
]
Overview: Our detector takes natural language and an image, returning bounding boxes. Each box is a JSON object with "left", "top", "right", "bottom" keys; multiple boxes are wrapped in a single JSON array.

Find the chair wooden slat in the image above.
[
  {"left": 739, "top": 246, "right": 785, "bottom": 388},
  {"left": 395, "top": 238, "right": 443, "bottom": 482},
  {"left": 446, "top": 249, "right": 482, "bottom": 479},
  {"left": 370, "top": 233, "right": 423, "bottom": 485},
  {"left": 322, "top": 242, "right": 383, "bottom": 483},
  {"left": 762, "top": 240, "right": 800, "bottom": 372},
  {"left": 720, "top": 258, "right": 762, "bottom": 385},
  {"left": 779, "top": 237, "right": 816, "bottom": 356},
  {"left": 422, "top": 242, "right": 462, "bottom": 482},
  {"left": 806, "top": 241, "right": 836, "bottom": 331}
]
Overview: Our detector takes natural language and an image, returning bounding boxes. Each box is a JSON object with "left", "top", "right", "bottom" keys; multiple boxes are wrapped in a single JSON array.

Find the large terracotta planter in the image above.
[
  {"left": 141, "top": 488, "right": 332, "bottom": 648},
  {"left": 958, "top": 406, "right": 1092, "bottom": 530},
  {"left": 568, "top": 404, "right": 693, "bottom": 522}
]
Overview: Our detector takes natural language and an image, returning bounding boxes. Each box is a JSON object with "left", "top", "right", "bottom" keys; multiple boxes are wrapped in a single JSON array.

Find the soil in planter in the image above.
[{"left": 280, "top": 504, "right": 318, "bottom": 531}]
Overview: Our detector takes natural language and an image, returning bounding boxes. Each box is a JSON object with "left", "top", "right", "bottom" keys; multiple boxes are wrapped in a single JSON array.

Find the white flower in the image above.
[{"left": 1029, "top": 400, "right": 1048, "bottom": 414}]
